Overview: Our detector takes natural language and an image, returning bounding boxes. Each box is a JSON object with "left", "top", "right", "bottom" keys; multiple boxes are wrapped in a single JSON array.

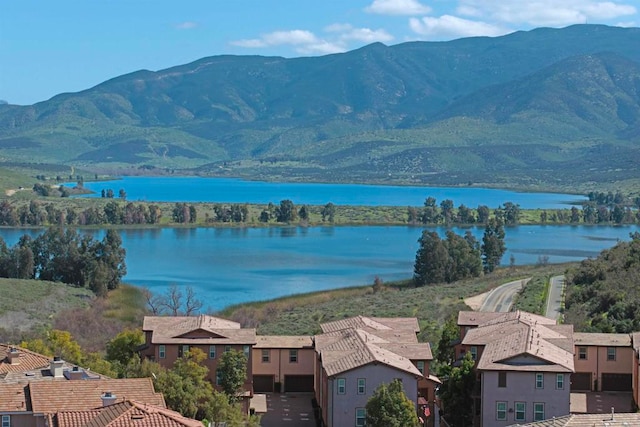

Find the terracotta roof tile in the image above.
[
  {"left": 320, "top": 316, "right": 419, "bottom": 334},
  {"left": 573, "top": 332, "right": 631, "bottom": 347},
  {"left": 143, "top": 315, "right": 256, "bottom": 345},
  {"left": 254, "top": 335, "right": 313, "bottom": 348},
  {"left": 53, "top": 400, "right": 202, "bottom": 427},
  {"left": 0, "top": 344, "right": 50, "bottom": 374},
  {"left": 508, "top": 413, "right": 640, "bottom": 426},
  {"left": 29, "top": 378, "right": 164, "bottom": 413},
  {"left": 0, "top": 383, "right": 28, "bottom": 411}
]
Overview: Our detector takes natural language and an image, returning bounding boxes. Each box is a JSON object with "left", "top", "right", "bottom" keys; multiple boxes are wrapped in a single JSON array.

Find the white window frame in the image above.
[
  {"left": 2, "top": 415, "right": 10, "bottom": 427},
  {"left": 225, "top": 345, "right": 231, "bottom": 353},
  {"left": 416, "top": 360, "right": 425, "bottom": 374},
  {"left": 355, "top": 408, "right": 366, "bottom": 427},
  {"left": 289, "top": 349, "right": 298, "bottom": 363},
  {"left": 534, "top": 403, "right": 545, "bottom": 421},
  {"left": 496, "top": 401, "right": 507, "bottom": 421},
  {"left": 261, "top": 349, "right": 270, "bottom": 363},
  {"left": 243, "top": 345, "right": 250, "bottom": 358},
  {"left": 337, "top": 378, "right": 346, "bottom": 395},
  {"left": 216, "top": 369, "right": 222, "bottom": 386},
  {"left": 515, "top": 402, "right": 526, "bottom": 422},
  {"left": 209, "top": 345, "right": 216, "bottom": 359},
  {"left": 470, "top": 346, "right": 477, "bottom": 360},
  {"left": 535, "top": 373, "right": 544, "bottom": 389},
  {"left": 357, "top": 378, "right": 366, "bottom": 395},
  {"left": 159, "top": 345, "right": 166, "bottom": 359},
  {"left": 607, "top": 347, "right": 616, "bottom": 361},
  {"left": 578, "top": 346, "right": 587, "bottom": 360},
  {"left": 556, "top": 373, "right": 564, "bottom": 389}
]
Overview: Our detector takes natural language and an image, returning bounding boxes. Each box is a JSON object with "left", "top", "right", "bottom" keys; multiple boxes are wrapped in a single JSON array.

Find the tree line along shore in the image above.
[{"left": 1, "top": 188, "right": 639, "bottom": 227}]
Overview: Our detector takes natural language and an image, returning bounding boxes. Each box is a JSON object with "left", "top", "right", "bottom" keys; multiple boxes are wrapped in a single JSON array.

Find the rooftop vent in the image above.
[
  {"left": 8, "top": 347, "right": 20, "bottom": 365},
  {"left": 101, "top": 391, "right": 117, "bottom": 407},
  {"left": 50, "top": 356, "right": 64, "bottom": 378},
  {"left": 67, "top": 366, "right": 84, "bottom": 380}
]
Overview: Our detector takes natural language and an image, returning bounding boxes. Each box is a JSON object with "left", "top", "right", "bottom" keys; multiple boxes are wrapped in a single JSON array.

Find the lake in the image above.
[
  {"left": 0, "top": 224, "right": 636, "bottom": 312},
  {"left": 74, "top": 177, "right": 586, "bottom": 209}
]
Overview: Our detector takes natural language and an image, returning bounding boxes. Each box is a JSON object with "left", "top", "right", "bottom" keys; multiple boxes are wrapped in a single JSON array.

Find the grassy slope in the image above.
[
  {"left": 0, "top": 278, "right": 93, "bottom": 334},
  {"left": 219, "top": 264, "right": 572, "bottom": 344}
]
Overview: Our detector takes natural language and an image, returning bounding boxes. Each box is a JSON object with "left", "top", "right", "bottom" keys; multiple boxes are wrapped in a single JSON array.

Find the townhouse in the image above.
[
  {"left": 252, "top": 335, "right": 315, "bottom": 393},
  {"left": 139, "top": 314, "right": 256, "bottom": 397},
  {"left": 572, "top": 332, "right": 632, "bottom": 392},
  {"left": 457, "top": 311, "right": 575, "bottom": 426},
  {"left": 314, "top": 316, "right": 438, "bottom": 427}
]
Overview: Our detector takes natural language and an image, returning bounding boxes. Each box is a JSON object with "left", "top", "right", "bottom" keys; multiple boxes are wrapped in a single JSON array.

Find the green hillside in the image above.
[{"left": 0, "top": 24, "right": 639, "bottom": 189}]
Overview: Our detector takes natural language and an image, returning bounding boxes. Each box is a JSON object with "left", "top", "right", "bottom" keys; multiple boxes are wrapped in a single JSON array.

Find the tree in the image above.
[
  {"left": 435, "top": 315, "right": 458, "bottom": 366},
  {"left": 321, "top": 202, "right": 335, "bottom": 222},
  {"left": 275, "top": 199, "right": 296, "bottom": 223},
  {"left": 217, "top": 349, "right": 247, "bottom": 402},
  {"left": 413, "top": 231, "right": 448, "bottom": 286},
  {"left": 439, "top": 352, "right": 476, "bottom": 427},
  {"left": 440, "top": 199, "right": 454, "bottom": 225},
  {"left": 476, "top": 205, "right": 490, "bottom": 224},
  {"left": 106, "top": 329, "right": 145, "bottom": 368},
  {"left": 481, "top": 218, "right": 506, "bottom": 273},
  {"left": 421, "top": 197, "right": 440, "bottom": 224},
  {"left": 365, "top": 379, "right": 419, "bottom": 427}
]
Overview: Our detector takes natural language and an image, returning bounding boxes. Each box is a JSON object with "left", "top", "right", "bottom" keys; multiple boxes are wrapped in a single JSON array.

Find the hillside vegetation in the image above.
[
  {"left": 564, "top": 232, "right": 640, "bottom": 332},
  {"left": 0, "top": 25, "right": 639, "bottom": 190}
]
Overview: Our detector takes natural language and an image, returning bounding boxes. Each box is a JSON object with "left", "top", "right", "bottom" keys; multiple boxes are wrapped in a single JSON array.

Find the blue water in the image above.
[
  {"left": 71, "top": 177, "right": 585, "bottom": 209},
  {"left": 0, "top": 224, "right": 635, "bottom": 311}
]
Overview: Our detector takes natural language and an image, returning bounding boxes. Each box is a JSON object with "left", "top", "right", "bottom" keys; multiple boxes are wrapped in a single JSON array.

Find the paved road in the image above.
[
  {"left": 545, "top": 275, "right": 565, "bottom": 322},
  {"left": 260, "top": 393, "right": 316, "bottom": 427},
  {"left": 480, "top": 278, "right": 531, "bottom": 312}
]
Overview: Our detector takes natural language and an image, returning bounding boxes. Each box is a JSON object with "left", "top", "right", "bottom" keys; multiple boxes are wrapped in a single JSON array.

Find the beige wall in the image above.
[
  {"left": 574, "top": 345, "right": 633, "bottom": 391},
  {"left": 252, "top": 348, "right": 314, "bottom": 382}
]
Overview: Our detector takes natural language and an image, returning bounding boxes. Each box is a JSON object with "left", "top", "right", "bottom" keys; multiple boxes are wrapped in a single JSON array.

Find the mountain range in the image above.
[{"left": 1, "top": 24, "right": 639, "bottom": 189}]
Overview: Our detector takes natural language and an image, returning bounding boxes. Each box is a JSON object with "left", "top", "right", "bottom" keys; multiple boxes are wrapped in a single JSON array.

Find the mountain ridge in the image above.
[{"left": 1, "top": 24, "right": 639, "bottom": 189}]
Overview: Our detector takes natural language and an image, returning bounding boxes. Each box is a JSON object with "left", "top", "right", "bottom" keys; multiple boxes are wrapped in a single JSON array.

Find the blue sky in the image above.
[{"left": 1, "top": 0, "right": 638, "bottom": 105}]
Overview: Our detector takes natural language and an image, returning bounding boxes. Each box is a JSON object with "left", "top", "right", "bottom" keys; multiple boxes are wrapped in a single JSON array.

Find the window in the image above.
[
  {"left": 159, "top": 345, "right": 166, "bottom": 359},
  {"left": 356, "top": 408, "right": 366, "bottom": 427},
  {"left": 209, "top": 345, "right": 216, "bottom": 359},
  {"left": 534, "top": 403, "right": 545, "bottom": 421},
  {"left": 535, "top": 373, "right": 544, "bottom": 389},
  {"left": 337, "top": 378, "right": 346, "bottom": 395},
  {"left": 216, "top": 369, "right": 222, "bottom": 386},
  {"left": 496, "top": 401, "right": 507, "bottom": 421},
  {"left": 289, "top": 349, "right": 298, "bottom": 363},
  {"left": 578, "top": 346, "right": 587, "bottom": 360},
  {"left": 243, "top": 345, "right": 250, "bottom": 358},
  {"left": 357, "top": 378, "right": 366, "bottom": 395},
  {"left": 2, "top": 415, "right": 10, "bottom": 427},
  {"left": 556, "top": 373, "right": 564, "bottom": 389},
  {"left": 515, "top": 402, "right": 526, "bottom": 422},
  {"left": 261, "top": 349, "right": 270, "bottom": 363},
  {"left": 470, "top": 346, "right": 478, "bottom": 360},
  {"left": 416, "top": 361, "right": 425, "bottom": 374},
  {"left": 178, "top": 345, "right": 189, "bottom": 357},
  {"left": 225, "top": 345, "right": 231, "bottom": 353},
  {"left": 607, "top": 347, "right": 616, "bottom": 361},
  {"left": 498, "top": 372, "right": 507, "bottom": 388}
]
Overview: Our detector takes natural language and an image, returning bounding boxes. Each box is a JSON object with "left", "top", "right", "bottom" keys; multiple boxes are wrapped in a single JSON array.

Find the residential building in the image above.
[
  {"left": 139, "top": 315, "right": 256, "bottom": 396},
  {"left": 631, "top": 332, "right": 640, "bottom": 409},
  {"left": 572, "top": 332, "right": 632, "bottom": 392},
  {"left": 459, "top": 311, "right": 574, "bottom": 427},
  {"left": 507, "top": 412, "right": 640, "bottom": 426},
  {"left": 252, "top": 335, "right": 314, "bottom": 393},
  {"left": 314, "top": 316, "right": 438, "bottom": 427}
]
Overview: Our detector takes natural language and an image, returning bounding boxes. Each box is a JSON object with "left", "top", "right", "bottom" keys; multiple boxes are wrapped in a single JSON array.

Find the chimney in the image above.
[
  {"left": 50, "top": 356, "right": 64, "bottom": 378},
  {"left": 68, "top": 366, "right": 83, "bottom": 380},
  {"left": 7, "top": 347, "right": 20, "bottom": 365},
  {"left": 101, "top": 391, "right": 117, "bottom": 407}
]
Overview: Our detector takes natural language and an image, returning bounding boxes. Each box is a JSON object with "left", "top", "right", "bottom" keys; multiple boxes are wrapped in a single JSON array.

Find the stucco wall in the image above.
[
  {"left": 326, "top": 364, "right": 417, "bottom": 427},
  {"left": 481, "top": 371, "right": 570, "bottom": 427},
  {"left": 251, "top": 348, "right": 314, "bottom": 382}
]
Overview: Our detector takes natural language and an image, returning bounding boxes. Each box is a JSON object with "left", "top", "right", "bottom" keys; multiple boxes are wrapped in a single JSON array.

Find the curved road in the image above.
[
  {"left": 480, "top": 278, "right": 531, "bottom": 312},
  {"left": 545, "top": 275, "right": 565, "bottom": 322}
]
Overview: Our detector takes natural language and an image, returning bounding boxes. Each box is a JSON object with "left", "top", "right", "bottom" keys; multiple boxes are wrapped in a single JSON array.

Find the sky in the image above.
[{"left": 1, "top": 0, "right": 638, "bottom": 106}]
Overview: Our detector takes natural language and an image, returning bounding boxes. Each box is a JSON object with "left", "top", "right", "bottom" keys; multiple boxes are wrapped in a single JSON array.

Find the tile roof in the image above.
[
  {"left": 143, "top": 315, "right": 256, "bottom": 345},
  {"left": 29, "top": 378, "right": 165, "bottom": 413},
  {"left": 254, "top": 335, "right": 314, "bottom": 349},
  {"left": 462, "top": 311, "right": 574, "bottom": 373},
  {"left": 320, "top": 316, "right": 420, "bottom": 334},
  {"left": 573, "top": 332, "right": 631, "bottom": 347},
  {"left": 0, "top": 344, "right": 50, "bottom": 374},
  {"left": 316, "top": 316, "right": 432, "bottom": 377},
  {"left": 51, "top": 399, "right": 202, "bottom": 427},
  {"left": 508, "top": 412, "right": 640, "bottom": 426},
  {"left": 0, "top": 383, "right": 28, "bottom": 411}
]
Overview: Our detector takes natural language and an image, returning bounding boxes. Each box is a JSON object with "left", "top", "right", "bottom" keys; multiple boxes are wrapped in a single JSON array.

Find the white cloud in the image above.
[
  {"left": 341, "top": 28, "right": 394, "bottom": 43},
  {"left": 409, "top": 15, "right": 509, "bottom": 38},
  {"left": 175, "top": 21, "right": 198, "bottom": 30},
  {"left": 457, "top": 0, "right": 637, "bottom": 27},
  {"left": 231, "top": 30, "right": 345, "bottom": 55},
  {"left": 325, "top": 23, "right": 353, "bottom": 33},
  {"left": 365, "top": 0, "right": 432, "bottom": 16}
]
